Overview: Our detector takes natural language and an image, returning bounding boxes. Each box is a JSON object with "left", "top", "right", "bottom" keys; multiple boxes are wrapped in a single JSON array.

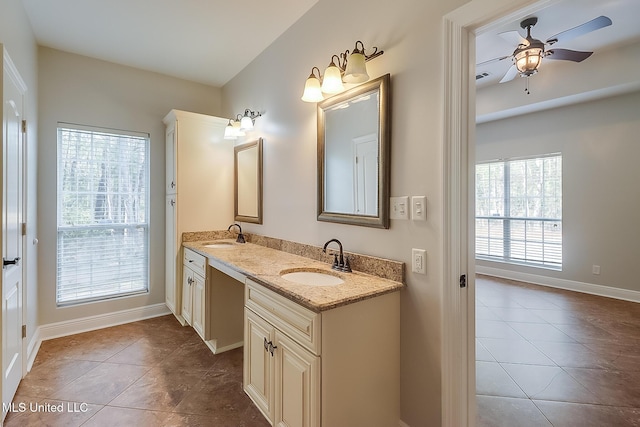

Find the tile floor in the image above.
[
  {"left": 476, "top": 274, "right": 640, "bottom": 427},
  {"left": 6, "top": 315, "right": 269, "bottom": 426}
]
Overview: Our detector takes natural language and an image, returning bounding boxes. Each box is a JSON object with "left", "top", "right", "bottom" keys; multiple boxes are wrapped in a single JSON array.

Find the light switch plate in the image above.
[
  {"left": 412, "top": 196, "right": 427, "bottom": 221},
  {"left": 412, "top": 248, "right": 426, "bottom": 274},
  {"left": 390, "top": 196, "right": 409, "bottom": 220}
]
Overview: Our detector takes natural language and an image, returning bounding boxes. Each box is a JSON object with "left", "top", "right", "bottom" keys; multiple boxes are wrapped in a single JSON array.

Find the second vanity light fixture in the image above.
[
  {"left": 224, "top": 109, "right": 262, "bottom": 140},
  {"left": 301, "top": 40, "right": 384, "bottom": 103}
]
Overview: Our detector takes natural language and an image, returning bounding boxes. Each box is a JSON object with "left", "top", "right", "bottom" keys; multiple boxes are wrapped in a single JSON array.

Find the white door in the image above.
[
  {"left": 353, "top": 134, "right": 378, "bottom": 216},
  {"left": 2, "top": 50, "right": 25, "bottom": 414}
]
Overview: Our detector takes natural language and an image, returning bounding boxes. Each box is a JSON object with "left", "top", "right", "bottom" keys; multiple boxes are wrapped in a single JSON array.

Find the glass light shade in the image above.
[
  {"left": 321, "top": 64, "right": 344, "bottom": 94},
  {"left": 514, "top": 47, "right": 543, "bottom": 76},
  {"left": 223, "top": 123, "right": 237, "bottom": 140},
  {"left": 232, "top": 121, "right": 245, "bottom": 137},
  {"left": 240, "top": 115, "right": 253, "bottom": 130},
  {"left": 301, "top": 75, "right": 324, "bottom": 102},
  {"left": 343, "top": 52, "right": 369, "bottom": 83}
]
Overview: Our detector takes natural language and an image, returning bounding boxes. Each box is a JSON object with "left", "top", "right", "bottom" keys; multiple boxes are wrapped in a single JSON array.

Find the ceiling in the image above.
[
  {"left": 21, "top": 0, "right": 319, "bottom": 87},
  {"left": 475, "top": 0, "right": 640, "bottom": 88}
]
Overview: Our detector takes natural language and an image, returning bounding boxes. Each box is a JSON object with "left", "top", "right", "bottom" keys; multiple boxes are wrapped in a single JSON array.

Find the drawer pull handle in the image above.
[{"left": 264, "top": 337, "right": 269, "bottom": 352}]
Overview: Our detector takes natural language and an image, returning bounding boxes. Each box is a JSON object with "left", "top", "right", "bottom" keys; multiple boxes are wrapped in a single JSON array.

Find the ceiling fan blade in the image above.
[
  {"left": 476, "top": 55, "right": 510, "bottom": 67},
  {"left": 546, "top": 48, "right": 593, "bottom": 62},
  {"left": 499, "top": 65, "right": 519, "bottom": 83},
  {"left": 499, "top": 30, "right": 528, "bottom": 47},
  {"left": 546, "top": 15, "right": 612, "bottom": 45}
]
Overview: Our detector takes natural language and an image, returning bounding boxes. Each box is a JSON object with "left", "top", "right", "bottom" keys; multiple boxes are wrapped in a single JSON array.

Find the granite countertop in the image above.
[{"left": 183, "top": 239, "right": 404, "bottom": 312}]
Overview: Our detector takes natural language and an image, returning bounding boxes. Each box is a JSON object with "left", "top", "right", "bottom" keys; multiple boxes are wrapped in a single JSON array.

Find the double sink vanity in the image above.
[{"left": 179, "top": 230, "right": 404, "bottom": 427}]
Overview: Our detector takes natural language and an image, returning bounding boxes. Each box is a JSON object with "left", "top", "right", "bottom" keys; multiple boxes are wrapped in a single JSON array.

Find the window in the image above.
[
  {"left": 475, "top": 154, "right": 562, "bottom": 269},
  {"left": 57, "top": 124, "right": 149, "bottom": 305}
]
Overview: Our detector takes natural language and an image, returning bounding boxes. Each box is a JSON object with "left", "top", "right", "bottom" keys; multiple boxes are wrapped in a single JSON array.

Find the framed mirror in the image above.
[
  {"left": 234, "top": 138, "right": 263, "bottom": 224},
  {"left": 317, "top": 73, "right": 390, "bottom": 228}
]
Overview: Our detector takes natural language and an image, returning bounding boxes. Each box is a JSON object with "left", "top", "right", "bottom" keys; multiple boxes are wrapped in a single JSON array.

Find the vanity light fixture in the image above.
[
  {"left": 301, "top": 40, "right": 383, "bottom": 103},
  {"left": 224, "top": 110, "right": 262, "bottom": 140},
  {"left": 223, "top": 115, "right": 248, "bottom": 140}
]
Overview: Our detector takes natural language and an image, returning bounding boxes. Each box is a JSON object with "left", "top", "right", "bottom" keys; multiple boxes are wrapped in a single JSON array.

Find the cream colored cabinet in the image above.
[
  {"left": 163, "top": 109, "right": 233, "bottom": 324},
  {"left": 244, "top": 279, "right": 400, "bottom": 427},
  {"left": 191, "top": 273, "right": 206, "bottom": 338},
  {"left": 183, "top": 248, "right": 208, "bottom": 340},
  {"left": 244, "top": 309, "right": 275, "bottom": 421},
  {"left": 181, "top": 267, "right": 193, "bottom": 325}
]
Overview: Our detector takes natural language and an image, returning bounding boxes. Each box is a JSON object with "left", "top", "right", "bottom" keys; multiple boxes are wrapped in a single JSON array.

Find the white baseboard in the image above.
[
  {"left": 26, "top": 328, "right": 42, "bottom": 372},
  {"left": 38, "top": 303, "right": 171, "bottom": 342},
  {"left": 476, "top": 266, "right": 640, "bottom": 303}
]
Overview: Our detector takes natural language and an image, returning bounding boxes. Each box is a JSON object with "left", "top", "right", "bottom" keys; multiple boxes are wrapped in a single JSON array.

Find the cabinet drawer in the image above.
[
  {"left": 246, "top": 279, "right": 321, "bottom": 355},
  {"left": 183, "top": 248, "right": 206, "bottom": 277}
]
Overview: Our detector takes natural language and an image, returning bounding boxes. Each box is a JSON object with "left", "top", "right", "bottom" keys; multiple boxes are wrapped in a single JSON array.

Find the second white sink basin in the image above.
[
  {"left": 280, "top": 270, "right": 344, "bottom": 286},
  {"left": 203, "top": 241, "right": 236, "bottom": 248}
]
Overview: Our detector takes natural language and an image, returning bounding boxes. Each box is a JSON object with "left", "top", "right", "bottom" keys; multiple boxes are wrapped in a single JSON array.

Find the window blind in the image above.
[
  {"left": 57, "top": 125, "right": 149, "bottom": 305},
  {"left": 475, "top": 154, "right": 562, "bottom": 269}
]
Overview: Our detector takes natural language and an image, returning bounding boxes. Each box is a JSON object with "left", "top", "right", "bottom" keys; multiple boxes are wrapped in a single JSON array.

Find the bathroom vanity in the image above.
[{"left": 182, "top": 235, "right": 403, "bottom": 427}]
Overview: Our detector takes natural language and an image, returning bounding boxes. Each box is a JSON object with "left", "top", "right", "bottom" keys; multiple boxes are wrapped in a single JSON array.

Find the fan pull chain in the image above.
[{"left": 524, "top": 76, "right": 531, "bottom": 95}]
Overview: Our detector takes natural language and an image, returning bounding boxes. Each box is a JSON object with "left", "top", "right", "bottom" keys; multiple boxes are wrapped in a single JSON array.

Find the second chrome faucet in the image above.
[{"left": 322, "top": 238, "right": 352, "bottom": 272}]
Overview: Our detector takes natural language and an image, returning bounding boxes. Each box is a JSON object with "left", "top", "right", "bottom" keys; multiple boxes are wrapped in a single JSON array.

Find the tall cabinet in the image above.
[{"left": 164, "top": 110, "right": 233, "bottom": 324}]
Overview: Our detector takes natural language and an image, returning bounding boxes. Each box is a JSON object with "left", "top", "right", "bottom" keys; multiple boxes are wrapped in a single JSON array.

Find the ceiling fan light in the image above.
[{"left": 514, "top": 47, "right": 543, "bottom": 76}]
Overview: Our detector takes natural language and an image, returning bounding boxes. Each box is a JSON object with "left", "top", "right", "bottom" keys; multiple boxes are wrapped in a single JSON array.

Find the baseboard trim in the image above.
[
  {"left": 205, "top": 339, "right": 244, "bottom": 354},
  {"left": 476, "top": 266, "right": 640, "bottom": 303},
  {"left": 38, "top": 303, "right": 171, "bottom": 342},
  {"left": 26, "top": 328, "right": 42, "bottom": 372}
]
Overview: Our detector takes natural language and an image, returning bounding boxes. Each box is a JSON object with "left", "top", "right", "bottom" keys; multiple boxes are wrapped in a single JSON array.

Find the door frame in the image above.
[{"left": 441, "top": 0, "right": 555, "bottom": 425}]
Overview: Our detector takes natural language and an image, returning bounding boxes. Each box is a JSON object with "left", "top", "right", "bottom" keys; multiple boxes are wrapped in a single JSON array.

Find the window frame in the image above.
[
  {"left": 56, "top": 123, "right": 151, "bottom": 306},
  {"left": 475, "top": 153, "right": 563, "bottom": 270}
]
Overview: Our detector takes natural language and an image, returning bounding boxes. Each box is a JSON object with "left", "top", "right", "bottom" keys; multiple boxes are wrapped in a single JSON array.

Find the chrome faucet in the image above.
[
  {"left": 322, "top": 238, "right": 352, "bottom": 272},
  {"left": 228, "top": 223, "right": 246, "bottom": 243}
]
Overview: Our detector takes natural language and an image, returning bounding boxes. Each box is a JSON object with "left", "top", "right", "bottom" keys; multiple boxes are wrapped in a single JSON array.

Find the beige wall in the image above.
[
  {"left": 37, "top": 47, "right": 222, "bottom": 324},
  {"left": 476, "top": 91, "right": 640, "bottom": 292},
  {"left": 221, "top": 0, "right": 469, "bottom": 424},
  {"left": 0, "top": 0, "right": 39, "bottom": 349}
]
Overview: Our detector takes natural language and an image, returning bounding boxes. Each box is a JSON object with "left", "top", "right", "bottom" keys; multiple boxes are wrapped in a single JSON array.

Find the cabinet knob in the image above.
[
  {"left": 187, "top": 277, "right": 193, "bottom": 285},
  {"left": 170, "top": 181, "right": 176, "bottom": 189},
  {"left": 170, "top": 199, "right": 175, "bottom": 207},
  {"left": 269, "top": 342, "right": 278, "bottom": 357},
  {"left": 264, "top": 337, "right": 269, "bottom": 352}
]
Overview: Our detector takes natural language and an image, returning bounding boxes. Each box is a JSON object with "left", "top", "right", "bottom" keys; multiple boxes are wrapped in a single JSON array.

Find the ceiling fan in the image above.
[{"left": 478, "top": 15, "right": 612, "bottom": 89}]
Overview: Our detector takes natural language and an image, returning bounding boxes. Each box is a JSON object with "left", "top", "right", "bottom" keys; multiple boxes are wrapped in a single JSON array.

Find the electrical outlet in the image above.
[
  {"left": 412, "top": 196, "right": 427, "bottom": 221},
  {"left": 592, "top": 265, "right": 600, "bottom": 275},
  {"left": 390, "top": 196, "right": 409, "bottom": 220},
  {"left": 412, "top": 248, "right": 426, "bottom": 274}
]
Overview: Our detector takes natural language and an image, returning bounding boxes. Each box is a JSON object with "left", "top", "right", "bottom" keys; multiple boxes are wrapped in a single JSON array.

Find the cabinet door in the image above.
[
  {"left": 191, "top": 273, "right": 206, "bottom": 339},
  {"left": 244, "top": 309, "right": 275, "bottom": 423},
  {"left": 181, "top": 268, "right": 193, "bottom": 325},
  {"left": 166, "top": 126, "right": 177, "bottom": 194},
  {"left": 165, "top": 196, "right": 177, "bottom": 313},
  {"left": 274, "top": 330, "right": 320, "bottom": 427}
]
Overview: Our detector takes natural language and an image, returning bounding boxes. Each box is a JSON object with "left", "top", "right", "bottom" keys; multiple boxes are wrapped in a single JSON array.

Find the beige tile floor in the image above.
[
  {"left": 6, "top": 315, "right": 269, "bottom": 426},
  {"left": 476, "top": 274, "right": 640, "bottom": 427}
]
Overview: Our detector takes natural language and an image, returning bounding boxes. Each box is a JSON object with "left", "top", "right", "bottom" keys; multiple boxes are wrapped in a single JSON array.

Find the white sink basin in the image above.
[
  {"left": 203, "top": 241, "right": 236, "bottom": 249},
  {"left": 280, "top": 270, "right": 344, "bottom": 286}
]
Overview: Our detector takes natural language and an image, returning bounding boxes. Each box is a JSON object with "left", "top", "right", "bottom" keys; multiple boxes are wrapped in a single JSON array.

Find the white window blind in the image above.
[
  {"left": 57, "top": 125, "right": 149, "bottom": 305},
  {"left": 476, "top": 154, "right": 562, "bottom": 269}
]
